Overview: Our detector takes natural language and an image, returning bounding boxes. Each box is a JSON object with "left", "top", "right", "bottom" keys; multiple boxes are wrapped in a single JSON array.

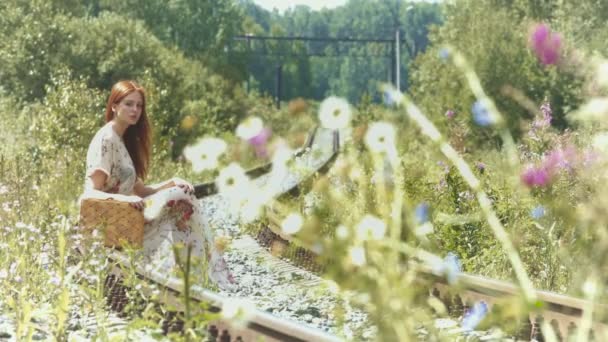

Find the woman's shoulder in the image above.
[{"left": 91, "top": 123, "right": 120, "bottom": 144}]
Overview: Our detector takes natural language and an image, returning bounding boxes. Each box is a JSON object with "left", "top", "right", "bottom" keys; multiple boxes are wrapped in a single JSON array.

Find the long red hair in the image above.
[{"left": 105, "top": 80, "right": 151, "bottom": 180}]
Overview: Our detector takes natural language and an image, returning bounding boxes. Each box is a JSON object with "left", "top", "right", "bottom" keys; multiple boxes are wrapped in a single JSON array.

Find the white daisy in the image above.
[
  {"left": 239, "top": 192, "right": 269, "bottom": 224},
  {"left": 236, "top": 116, "right": 264, "bottom": 140},
  {"left": 221, "top": 297, "right": 255, "bottom": 323},
  {"left": 183, "top": 137, "right": 227, "bottom": 172},
  {"left": 355, "top": 214, "right": 386, "bottom": 241},
  {"left": 281, "top": 213, "right": 304, "bottom": 235},
  {"left": 216, "top": 163, "right": 251, "bottom": 201},
  {"left": 597, "top": 61, "right": 608, "bottom": 88},
  {"left": 318, "top": 96, "right": 352, "bottom": 130},
  {"left": 349, "top": 246, "right": 366, "bottom": 266},
  {"left": 335, "top": 224, "right": 350, "bottom": 240},
  {"left": 593, "top": 132, "right": 608, "bottom": 154},
  {"left": 268, "top": 144, "right": 295, "bottom": 187},
  {"left": 364, "top": 121, "right": 396, "bottom": 154}
]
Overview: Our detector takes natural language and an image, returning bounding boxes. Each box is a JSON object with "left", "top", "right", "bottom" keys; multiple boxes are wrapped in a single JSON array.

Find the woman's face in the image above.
[{"left": 113, "top": 91, "right": 143, "bottom": 126}]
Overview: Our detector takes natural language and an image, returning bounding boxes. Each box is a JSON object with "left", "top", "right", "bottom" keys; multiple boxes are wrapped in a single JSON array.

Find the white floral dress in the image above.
[{"left": 82, "top": 123, "right": 234, "bottom": 289}]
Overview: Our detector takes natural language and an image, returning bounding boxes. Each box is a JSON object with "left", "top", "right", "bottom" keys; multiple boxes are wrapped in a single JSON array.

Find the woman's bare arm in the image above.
[
  {"left": 133, "top": 178, "right": 176, "bottom": 198},
  {"left": 89, "top": 169, "right": 108, "bottom": 191},
  {"left": 87, "top": 170, "right": 144, "bottom": 210}
]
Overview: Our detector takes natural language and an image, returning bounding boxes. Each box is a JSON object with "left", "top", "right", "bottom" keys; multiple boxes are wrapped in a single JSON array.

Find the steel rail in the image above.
[
  {"left": 107, "top": 251, "right": 341, "bottom": 342},
  {"left": 103, "top": 126, "right": 343, "bottom": 341},
  {"left": 260, "top": 210, "right": 608, "bottom": 341}
]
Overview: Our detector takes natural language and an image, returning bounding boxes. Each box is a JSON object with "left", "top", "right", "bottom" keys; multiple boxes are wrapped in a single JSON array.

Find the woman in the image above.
[{"left": 82, "top": 80, "right": 234, "bottom": 289}]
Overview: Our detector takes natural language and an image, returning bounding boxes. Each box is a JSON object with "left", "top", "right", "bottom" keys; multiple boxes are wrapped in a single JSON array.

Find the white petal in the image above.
[
  {"left": 281, "top": 213, "right": 304, "bottom": 235},
  {"left": 236, "top": 117, "right": 264, "bottom": 140},
  {"left": 318, "top": 96, "right": 352, "bottom": 130}
]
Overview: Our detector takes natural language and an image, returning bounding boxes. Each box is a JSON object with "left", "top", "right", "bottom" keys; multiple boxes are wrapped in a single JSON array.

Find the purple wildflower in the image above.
[
  {"left": 529, "top": 23, "right": 562, "bottom": 65},
  {"left": 521, "top": 166, "right": 551, "bottom": 187},
  {"left": 472, "top": 100, "right": 494, "bottom": 126},
  {"left": 542, "top": 146, "right": 578, "bottom": 174},
  {"left": 532, "top": 101, "right": 553, "bottom": 130},
  {"left": 445, "top": 109, "right": 456, "bottom": 119},
  {"left": 475, "top": 162, "right": 486, "bottom": 173},
  {"left": 248, "top": 127, "right": 272, "bottom": 158},
  {"left": 415, "top": 202, "right": 430, "bottom": 224},
  {"left": 462, "top": 301, "right": 488, "bottom": 331},
  {"left": 445, "top": 253, "right": 461, "bottom": 284},
  {"left": 531, "top": 205, "right": 546, "bottom": 219}
]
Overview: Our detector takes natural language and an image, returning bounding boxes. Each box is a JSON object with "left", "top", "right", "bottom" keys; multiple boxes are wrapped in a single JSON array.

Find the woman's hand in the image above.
[
  {"left": 176, "top": 183, "right": 194, "bottom": 196},
  {"left": 127, "top": 195, "right": 144, "bottom": 211}
]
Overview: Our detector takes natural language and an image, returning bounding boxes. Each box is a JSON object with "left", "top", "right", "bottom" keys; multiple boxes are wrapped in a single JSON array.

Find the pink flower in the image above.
[
  {"left": 445, "top": 109, "right": 456, "bottom": 119},
  {"left": 248, "top": 127, "right": 272, "bottom": 158},
  {"left": 521, "top": 166, "right": 551, "bottom": 187},
  {"left": 542, "top": 146, "right": 577, "bottom": 173},
  {"left": 529, "top": 23, "right": 562, "bottom": 65}
]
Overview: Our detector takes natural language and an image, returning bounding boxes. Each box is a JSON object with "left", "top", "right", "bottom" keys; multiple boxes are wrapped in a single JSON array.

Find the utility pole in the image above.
[
  {"left": 394, "top": 0, "right": 401, "bottom": 91},
  {"left": 275, "top": 64, "right": 282, "bottom": 109},
  {"left": 395, "top": 29, "right": 400, "bottom": 91},
  {"left": 246, "top": 33, "right": 253, "bottom": 94}
]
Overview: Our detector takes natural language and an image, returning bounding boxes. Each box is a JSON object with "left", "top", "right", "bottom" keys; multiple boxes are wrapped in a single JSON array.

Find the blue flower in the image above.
[
  {"left": 472, "top": 100, "right": 495, "bottom": 126},
  {"left": 445, "top": 252, "right": 461, "bottom": 284},
  {"left": 462, "top": 301, "right": 488, "bottom": 331},
  {"left": 531, "top": 205, "right": 546, "bottom": 219},
  {"left": 415, "top": 202, "right": 430, "bottom": 224},
  {"left": 438, "top": 47, "right": 450, "bottom": 61}
]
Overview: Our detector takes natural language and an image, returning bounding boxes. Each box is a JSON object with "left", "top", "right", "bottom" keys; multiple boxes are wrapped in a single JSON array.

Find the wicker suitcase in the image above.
[{"left": 80, "top": 198, "right": 144, "bottom": 249}]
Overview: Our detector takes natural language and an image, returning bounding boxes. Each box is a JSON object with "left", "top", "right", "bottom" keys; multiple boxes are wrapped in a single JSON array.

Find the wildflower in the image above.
[
  {"left": 248, "top": 127, "right": 272, "bottom": 158},
  {"left": 593, "top": 132, "right": 608, "bottom": 154},
  {"left": 183, "top": 137, "right": 227, "bottom": 172},
  {"left": 214, "top": 236, "right": 232, "bottom": 252},
  {"left": 356, "top": 215, "right": 386, "bottom": 240},
  {"left": 438, "top": 47, "right": 450, "bottom": 61},
  {"left": 415, "top": 222, "right": 434, "bottom": 237},
  {"left": 597, "top": 61, "right": 608, "bottom": 88},
  {"left": 471, "top": 100, "right": 495, "bottom": 126},
  {"left": 475, "top": 162, "right": 486, "bottom": 173},
  {"left": 433, "top": 252, "right": 461, "bottom": 284},
  {"left": 221, "top": 297, "right": 255, "bottom": 323},
  {"left": 462, "top": 301, "right": 488, "bottom": 331},
  {"left": 267, "top": 144, "right": 295, "bottom": 190},
  {"left": 239, "top": 195, "right": 267, "bottom": 224},
  {"left": 445, "top": 109, "right": 456, "bottom": 119},
  {"left": 382, "top": 86, "right": 404, "bottom": 107},
  {"left": 288, "top": 98, "right": 308, "bottom": 115},
  {"left": 521, "top": 166, "right": 551, "bottom": 187},
  {"left": 349, "top": 246, "right": 366, "bottom": 266},
  {"left": 281, "top": 213, "right": 304, "bottom": 235},
  {"left": 529, "top": 23, "right": 562, "bottom": 65},
  {"left": 236, "top": 116, "right": 264, "bottom": 140},
  {"left": 216, "top": 163, "right": 250, "bottom": 197},
  {"left": 542, "top": 146, "right": 578, "bottom": 173},
  {"left": 415, "top": 203, "right": 430, "bottom": 224},
  {"left": 49, "top": 276, "right": 61, "bottom": 286},
  {"left": 180, "top": 115, "right": 197, "bottom": 131},
  {"left": 336, "top": 225, "right": 350, "bottom": 240},
  {"left": 318, "top": 96, "right": 352, "bottom": 130},
  {"left": 364, "top": 121, "right": 396, "bottom": 155},
  {"left": 531, "top": 205, "right": 546, "bottom": 219},
  {"left": 539, "top": 101, "right": 553, "bottom": 127}
]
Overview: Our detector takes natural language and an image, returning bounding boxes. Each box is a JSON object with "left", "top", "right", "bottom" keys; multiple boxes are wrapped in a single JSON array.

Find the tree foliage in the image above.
[
  {"left": 408, "top": 0, "right": 608, "bottom": 145},
  {"left": 238, "top": 0, "right": 443, "bottom": 103}
]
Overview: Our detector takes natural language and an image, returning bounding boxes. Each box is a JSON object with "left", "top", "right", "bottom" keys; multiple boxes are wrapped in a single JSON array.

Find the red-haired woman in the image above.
[{"left": 82, "top": 80, "right": 234, "bottom": 289}]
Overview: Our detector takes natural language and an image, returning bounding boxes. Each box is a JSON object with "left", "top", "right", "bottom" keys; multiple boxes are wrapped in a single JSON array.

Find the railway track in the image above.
[{"left": 102, "top": 125, "right": 607, "bottom": 341}]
